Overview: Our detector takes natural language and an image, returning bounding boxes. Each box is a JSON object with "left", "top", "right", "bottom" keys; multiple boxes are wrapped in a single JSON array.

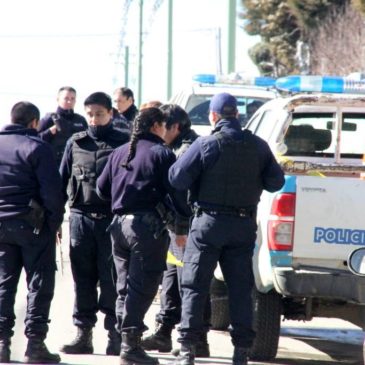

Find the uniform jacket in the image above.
[
  {"left": 169, "top": 128, "right": 199, "bottom": 234},
  {"left": 168, "top": 118, "right": 285, "bottom": 209},
  {"left": 37, "top": 107, "right": 88, "bottom": 166},
  {"left": 96, "top": 132, "right": 189, "bottom": 219},
  {"left": 122, "top": 104, "right": 138, "bottom": 123},
  {"left": 59, "top": 123, "right": 130, "bottom": 214},
  {"left": 0, "top": 124, "right": 64, "bottom": 231}
]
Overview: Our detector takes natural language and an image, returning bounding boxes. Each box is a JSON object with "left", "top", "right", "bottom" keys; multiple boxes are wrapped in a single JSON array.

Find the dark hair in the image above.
[
  {"left": 122, "top": 107, "right": 165, "bottom": 169},
  {"left": 58, "top": 86, "right": 76, "bottom": 94},
  {"left": 11, "top": 101, "right": 40, "bottom": 127},
  {"left": 160, "top": 104, "right": 191, "bottom": 132},
  {"left": 84, "top": 92, "right": 112, "bottom": 111},
  {"left": 114, "top": 87, "right": 134, "bottom": 101}
]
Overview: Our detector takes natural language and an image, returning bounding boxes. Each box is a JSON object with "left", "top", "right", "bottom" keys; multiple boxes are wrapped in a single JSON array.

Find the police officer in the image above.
[
  {"left": 113, "top": 87, "right": 138, "bottom": 128},
  {"left": 38, "top": 86, "right": 88, "bottom": 166},
  {"left": 168, "top": 93, "right": 285, "bottom": 365},
  {"left": 141, "top": 105, "right": 210, "bottom": 357},
  {"left": 0, "top": 101, "right": 64, "bottom": 364},
  {"left": 96, "top": 107, "right": 189, "bottom": 365},
  {"left": 59, "top": 92, "right": 130, "bottom": 356}
]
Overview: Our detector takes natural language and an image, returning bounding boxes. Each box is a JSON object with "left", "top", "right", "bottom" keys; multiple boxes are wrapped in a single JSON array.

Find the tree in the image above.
[
  {"left": 240, "top": 0, "right": 300, "bottom": 76},
  {"left": 240, "top": 0, "right": 364, "bottom": 75}
]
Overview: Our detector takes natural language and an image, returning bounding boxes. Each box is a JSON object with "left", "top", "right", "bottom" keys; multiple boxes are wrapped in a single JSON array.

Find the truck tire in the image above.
[
  {"left": 210, "top": 278, "right": 230, "bottom": 330},
  {"left": 249, "top": 288, "right": 282, "bottom": 361}
]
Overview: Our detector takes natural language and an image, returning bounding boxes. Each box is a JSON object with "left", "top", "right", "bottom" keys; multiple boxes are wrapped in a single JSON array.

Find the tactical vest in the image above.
[
  {"left": 68, "top": 131, "right": 123, "bottom": 209},
  {"left": 197, "top": 131, "right": 263, "bottom": 209}
]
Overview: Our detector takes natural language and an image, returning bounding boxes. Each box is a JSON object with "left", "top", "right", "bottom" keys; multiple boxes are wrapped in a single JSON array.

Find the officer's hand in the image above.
[
  {"left": 57, "top": 227, "right": 62, "bottom": 241},
  {"left": 49, "top": 125, "right": 57, "bottom": 135},
  {"left": 175, "top": 235, "right": 187, "bottom": 247}
]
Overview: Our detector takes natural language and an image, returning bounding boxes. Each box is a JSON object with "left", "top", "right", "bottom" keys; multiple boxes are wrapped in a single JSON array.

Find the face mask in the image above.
[{"left": 88, "top": 123, "right": 111, "bottom": 138}]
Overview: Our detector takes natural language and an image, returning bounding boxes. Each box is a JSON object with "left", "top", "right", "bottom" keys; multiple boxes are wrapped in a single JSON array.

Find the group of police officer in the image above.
[{"left": 0, "top": 86, "right": 284, "bottom": 365}]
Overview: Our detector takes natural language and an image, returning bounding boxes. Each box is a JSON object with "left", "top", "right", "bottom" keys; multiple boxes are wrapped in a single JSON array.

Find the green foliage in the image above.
[
  {"left": 240, "top": 0, "right": 300, "bottom": 75},
  {"left": 288, "top": 0, "right": 349, "bottom": 30},
  {"left": 240, "top": 0, "right": 360, "bottom": 75}
]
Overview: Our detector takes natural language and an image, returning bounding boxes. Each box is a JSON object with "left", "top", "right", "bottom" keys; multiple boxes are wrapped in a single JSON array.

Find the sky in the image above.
[{"left": 0, "top": 0, "right": 259, "bottom": 125}]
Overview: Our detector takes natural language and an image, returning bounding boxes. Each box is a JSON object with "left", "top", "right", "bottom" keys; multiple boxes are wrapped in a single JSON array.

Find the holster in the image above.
[{"left": 21, "top": 199, "right": 45, "bottom": 234}]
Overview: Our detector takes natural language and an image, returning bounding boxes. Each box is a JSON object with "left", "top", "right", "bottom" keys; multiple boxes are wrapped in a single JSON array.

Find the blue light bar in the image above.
[
  {"left": 276, "top": 75, "right": 365, "bottom": 94},
  {"left": 193, "top": 74, "right": 276, "bottom": 88}
]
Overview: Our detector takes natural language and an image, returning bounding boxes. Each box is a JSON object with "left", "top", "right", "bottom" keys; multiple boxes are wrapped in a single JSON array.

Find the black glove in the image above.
[{"left": 51, "top": 113, "right": 68, "bottom": 132}]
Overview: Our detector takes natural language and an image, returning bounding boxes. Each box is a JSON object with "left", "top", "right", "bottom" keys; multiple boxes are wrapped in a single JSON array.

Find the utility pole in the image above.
[
  {"left": 167, "top": 0, "right": 173, "bottom": 100},
  {"left": 227, "top": 0, "right": 236, "bottom": 73},
  {"left": 124, "top": 46, "right": 129, "bottom": 87},
  {"left": 137, "top": 0, "right": 144, "bottom": 106}
]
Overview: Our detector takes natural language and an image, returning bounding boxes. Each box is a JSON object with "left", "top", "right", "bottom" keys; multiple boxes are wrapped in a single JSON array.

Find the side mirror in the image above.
[{"left": 348, "top": 248, "right": 365, "bottom": 276}]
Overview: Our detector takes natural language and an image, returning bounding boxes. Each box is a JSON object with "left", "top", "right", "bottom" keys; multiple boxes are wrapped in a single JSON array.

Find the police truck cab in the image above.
[{"left": 215, "top": 75, "right": 365, "bottom": 361}]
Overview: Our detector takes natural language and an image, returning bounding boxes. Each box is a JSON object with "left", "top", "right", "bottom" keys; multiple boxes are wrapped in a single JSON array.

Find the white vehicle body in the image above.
[
  {"left": 242, "top": 92, "right": 365, "bottom": 360},
  {"left": 169, "top": 82, "right": 277, "bottom": 135}
]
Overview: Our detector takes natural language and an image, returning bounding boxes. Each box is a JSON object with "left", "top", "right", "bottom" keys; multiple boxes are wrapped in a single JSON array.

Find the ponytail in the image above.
[{"left": 122, "top": 107, "right": 165, "bottom": 169}]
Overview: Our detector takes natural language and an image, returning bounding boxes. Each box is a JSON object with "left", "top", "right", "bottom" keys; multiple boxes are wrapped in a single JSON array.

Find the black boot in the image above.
[
  {"left": 232, "top": 347, "right": 249, "bottom": 365},
  {"left": 24, "top": 339, "right": 60, "bottom": 364},
  {"left": 171, "top": 333, "right": 209, "bottom": 358},
  {"left": 106, "top": 329, "right": 121, "bottom": 355},
  {"left": 169, "top": 343, "right": 195, "bottom": 365},
  {"left": 120, "top": 331, "right": 159, "bottom": 365},
  {"left": 0, "top": 338, "right": 10, "bottom": 363},
  {"left": 60, "top": 327, "right": 93, "bottom": 354},
  {"left": 141, "top": 323, "right": 173, "bottom": 352}
]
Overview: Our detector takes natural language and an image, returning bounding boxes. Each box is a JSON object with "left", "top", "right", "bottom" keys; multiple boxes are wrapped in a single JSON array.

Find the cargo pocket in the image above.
[{"left": 181, "top": 250, "right": 202, "bottom": 288}]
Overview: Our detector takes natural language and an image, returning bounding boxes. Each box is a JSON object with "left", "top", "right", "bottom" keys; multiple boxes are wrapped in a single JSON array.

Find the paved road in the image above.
[{"left": 7, "top": 219, "right": 365, "bottom": 365}]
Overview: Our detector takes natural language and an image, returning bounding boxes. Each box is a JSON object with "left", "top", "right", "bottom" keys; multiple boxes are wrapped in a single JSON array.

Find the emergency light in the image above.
[
  {"left": 193, "top": 73, "right": 276, "bottom": 88},
  {"left": 276, "top": 75, "right": 365, "bottom": 94}
]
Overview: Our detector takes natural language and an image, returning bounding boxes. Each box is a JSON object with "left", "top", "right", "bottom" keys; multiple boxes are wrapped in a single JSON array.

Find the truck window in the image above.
[
  {"left": 250, "top": 110, "right": 277, "bottom": 141},
  {"left": 185, "top": 94, "right": 270, "bottom": 128},
  {"left": 284, "top": 112, "right": 365, "bottom": 158}
]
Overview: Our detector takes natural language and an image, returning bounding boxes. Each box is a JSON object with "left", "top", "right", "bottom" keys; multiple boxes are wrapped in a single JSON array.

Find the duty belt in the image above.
[
  {"left": 84, "top": 212, "right": 112, "bottom": 220},
  {"left": 123, "top": 212, "right": 166, "bottom": 239},
  {"left": 194, "top": 206, "right": 255, "bottom": 218}
]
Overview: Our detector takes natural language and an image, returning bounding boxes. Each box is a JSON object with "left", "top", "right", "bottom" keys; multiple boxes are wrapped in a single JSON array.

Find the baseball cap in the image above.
[{"left": 209, "top": 92, "right": 238, "bottom": 116}]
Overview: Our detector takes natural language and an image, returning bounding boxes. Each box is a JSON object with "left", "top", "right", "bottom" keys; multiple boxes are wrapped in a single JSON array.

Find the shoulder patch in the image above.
[{"left": 72, "top": 131, "right": 88, "bottom": 141}]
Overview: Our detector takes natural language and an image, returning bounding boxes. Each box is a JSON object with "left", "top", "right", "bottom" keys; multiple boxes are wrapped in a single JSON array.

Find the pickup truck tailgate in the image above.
[{"left": 292, "top": 176, "right": 365, "bottom": 269}]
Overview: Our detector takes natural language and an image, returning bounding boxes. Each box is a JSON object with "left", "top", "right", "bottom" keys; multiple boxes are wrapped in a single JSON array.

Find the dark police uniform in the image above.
[
  {"left": 145, "top": 128, "right": 211, "bottom": 355},
  {"left": 38, "top": 107, "right": 87, "bottom": 166},
  {"left": 112, "top": 107, "right": 132, "bottom": 130},
  {"left": 96, "top": 132, "right": 189, "bottom": 338},
  {"left": 168, "top": 118, "right": 285, "bottom": 358},
  {"left": 59, "top": 122, "right": 130, "bottom": 346},
  {"left": 0, "top": 124, "right": 64, "bottom": 343}
]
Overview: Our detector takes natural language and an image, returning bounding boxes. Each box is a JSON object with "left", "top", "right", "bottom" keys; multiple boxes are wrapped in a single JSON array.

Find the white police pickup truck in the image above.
[
  {"left": 169, "top": 73, "right": 277, "bottom": 135},
  {"left": 213, "top": 76, "right": 365, "bottom": 361}
]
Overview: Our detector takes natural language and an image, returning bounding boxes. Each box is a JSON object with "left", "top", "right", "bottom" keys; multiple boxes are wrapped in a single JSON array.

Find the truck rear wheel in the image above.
[
  {"left": 249, "top": 288, "right": 282, "bottom": 361},
  {"left": 210, "top": 278, "right": 230, "bottom": 330}
]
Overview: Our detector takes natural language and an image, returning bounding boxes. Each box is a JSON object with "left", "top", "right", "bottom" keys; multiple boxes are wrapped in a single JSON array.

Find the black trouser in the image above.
[
  {"left": 69, "top": 212, "right": 117, "bottom": 331},
  {"left": 0, "top": 219, "right": 56, "bottom": 340},
  {"left": 179, "top": 212, "right": 256, "bottom": 348},
  {"left": 156, "top": 232, "right": 211, "bottom": 330},
  {"left": 109, "top": 212, "right": 170, "bottom": 334}
]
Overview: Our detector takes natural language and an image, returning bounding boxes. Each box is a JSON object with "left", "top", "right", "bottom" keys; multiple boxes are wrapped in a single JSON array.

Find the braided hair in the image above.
[{"left": 121, "top": 107, "right": 165, "bottom": 169}]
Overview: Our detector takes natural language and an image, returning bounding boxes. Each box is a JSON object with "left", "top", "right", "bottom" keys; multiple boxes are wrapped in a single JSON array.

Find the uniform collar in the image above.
[
  {"left": 0, "top": 123, "right": 37, "bottom": 136},
  {"left": 140, "top": 132, "right": 165, "bottom": 144},
  {"left": 212, "top": 118, "right": 241, "bottom": 133},
  {"left": 170, "top": 128, "right": 198, "bottom": 149},
  {"left": 56, "top": 106, "right": 74, "bottom": 119}
]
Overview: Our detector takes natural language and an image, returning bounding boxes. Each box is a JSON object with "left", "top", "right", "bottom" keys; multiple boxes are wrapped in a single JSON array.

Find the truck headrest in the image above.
[{"left": 284, "top": 125, "right": 332, "bottom": 155}]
